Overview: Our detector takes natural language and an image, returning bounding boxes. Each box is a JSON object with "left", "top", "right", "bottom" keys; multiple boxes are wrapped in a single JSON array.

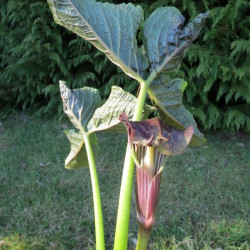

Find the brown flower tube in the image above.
[{"left": 135, "top": 146, "right": 165, "bottom": 233}]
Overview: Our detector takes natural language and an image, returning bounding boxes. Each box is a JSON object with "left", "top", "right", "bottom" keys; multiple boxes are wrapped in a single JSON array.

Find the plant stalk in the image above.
[
  {"left": 84, "top": 133, "right": 105, "bottom": 250},
  {"left": 114, "top": 82, "right": 148, "bottom": 250},
  {"left": 136, "top": 226, "right": 151, "bottom": 250}
]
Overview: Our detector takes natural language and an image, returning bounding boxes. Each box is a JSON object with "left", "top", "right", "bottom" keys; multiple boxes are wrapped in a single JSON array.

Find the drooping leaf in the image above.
[
  {"left": 88, "top": 86, "right": 155, "bottom": 133},
  {"left": 47, "top": 0, "right": 148, "bottom": 81},
  {"left": 148, "top": 78, "right": 205, "bottom": 146},
  {"left": 64, "top": 130, "right": 98, "bottom": 169},
  {"left": 143, "top": 7, "right": 209, "bottom": 73},
  {"left": 60, "top": 81, "right": 101, "bottom": 169},
  {"left": 60, "top": 81, "right": 101, "bottom": 131}
]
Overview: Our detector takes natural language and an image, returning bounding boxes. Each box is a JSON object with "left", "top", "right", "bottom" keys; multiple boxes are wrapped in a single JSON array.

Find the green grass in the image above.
[{"left": 0, "top": 113, "right": 249, "bottom": 249}]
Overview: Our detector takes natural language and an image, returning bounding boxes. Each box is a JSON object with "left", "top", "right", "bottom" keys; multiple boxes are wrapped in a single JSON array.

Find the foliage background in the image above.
[{"left": 0, "top": 0, "right": 249, "bottom": 131}]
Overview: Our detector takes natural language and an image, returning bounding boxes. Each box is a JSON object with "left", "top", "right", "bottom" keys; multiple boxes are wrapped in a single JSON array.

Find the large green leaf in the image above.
[
  {"left": 88, "top": 86, "right": 155, "bottom": 133},
  {"left": 47, "top": 0, "right": 148, "bottom": 81},
  {"left": 64, "top": 130, "right": 98, "bottom": 169},
  {"left": 143, "top": 7, "right": 208, "bottom": 145},
  {"left": 60, "top": 81, "right": 101, "bottom": 131},
  {"left": 148, "top": 78, "right": 205, "bottom": 146},
  {"left": 143, "top": 7, "right": 209, "bottom": 73}
]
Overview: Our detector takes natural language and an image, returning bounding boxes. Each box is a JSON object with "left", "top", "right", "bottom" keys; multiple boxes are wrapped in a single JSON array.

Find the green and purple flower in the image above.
[{"left": 119, "top": 113, "right": 194, "bottom": 248}]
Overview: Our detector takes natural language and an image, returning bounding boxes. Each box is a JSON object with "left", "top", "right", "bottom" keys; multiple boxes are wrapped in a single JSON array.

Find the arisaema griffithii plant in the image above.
[
  {"left": 47, "top": 0, "right": 209, "bottom": 249},
  {"left": 119, "top": 113, "right": 194, "bottom": 249}
]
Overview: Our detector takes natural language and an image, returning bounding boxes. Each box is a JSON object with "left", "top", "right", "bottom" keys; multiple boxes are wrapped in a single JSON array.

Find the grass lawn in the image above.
[{"left": 0, "top": 113, "right": 249, "bottom": 249}]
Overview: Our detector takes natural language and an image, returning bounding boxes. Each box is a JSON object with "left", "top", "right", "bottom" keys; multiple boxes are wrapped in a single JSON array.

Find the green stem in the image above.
[
  {"left": 84, "top": 133, "right": 105, "bottom": 250},
  {"left": 133, "top": 83, "right": 149, "bottom": 120},
  {"left": 114, "top": 82, "right": 148, "bottom": 250},
  {"left": 136, "top": 226, "right": 151, "bottom": 250}
]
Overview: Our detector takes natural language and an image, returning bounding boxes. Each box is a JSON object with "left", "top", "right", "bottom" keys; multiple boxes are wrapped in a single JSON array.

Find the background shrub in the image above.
[{"left": 0, "top": 0, "right": 249, "bottom": 131}]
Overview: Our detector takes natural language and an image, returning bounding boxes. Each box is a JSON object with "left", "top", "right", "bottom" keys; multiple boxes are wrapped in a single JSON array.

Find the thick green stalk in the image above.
[
  {"left": 114, "top": 82, "right": 148, "bottom": 250},
  {"left": 136, "top": 226, "right": 151, "bottom": 250},
  {"left": 84, "top": 133, "right": 105, "bottom": 250}
]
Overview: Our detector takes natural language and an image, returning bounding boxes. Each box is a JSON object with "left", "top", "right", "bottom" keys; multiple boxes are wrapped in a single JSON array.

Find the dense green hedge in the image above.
[{"left": 0, "top": 0, "right": 249, "bottom": 131}]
